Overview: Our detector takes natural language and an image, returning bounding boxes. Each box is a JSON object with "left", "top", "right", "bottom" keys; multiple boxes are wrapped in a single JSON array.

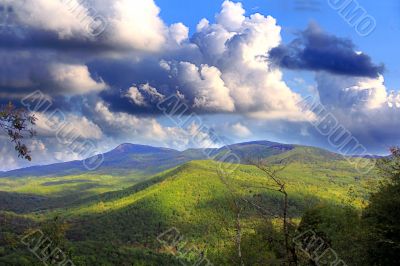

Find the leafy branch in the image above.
[{"left": 0, "top": 102, "right": 37, "bottom": 161}]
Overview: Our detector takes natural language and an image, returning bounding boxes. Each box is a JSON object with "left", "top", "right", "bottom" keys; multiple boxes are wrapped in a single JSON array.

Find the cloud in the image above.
[
  {"left": 0, "top": 52, "right": 106, "bottom": 96},
  {"left": 0, "top": 0, "right": 169, "bottom": 100},
  {"left": 176, "top": 7, "right": 307, "bottom": 119},
  {"left": 168, "top": 23, "right": 189, "bottom": 45},
  {"left": 171, "top": 62, "right": 235, "bottom": 112},
  {"left": 269, "top": 23, "right": 384, "bottom": 78},
  {"left": 315, "top": 72, "right": 387, "bottom": 110},
  {"left": 35, "top": 112, "right": 103, "bottom": 140},
  {"left": 216, "top": 0, "right": 246, "bottom": 32},
  {"left": 0, "top": 0, "right": 398, "bottom": 170},
  {"left": 93, "top": 101, "right": 166, "bottom": 139},
  {"left": 0, "top": 99, "right": 223, "bottom": 170},
  {"left": 92, "top": 101, "right": 221, "bottom": 149},
  {"left": 295, "top": 70, "right": 400, "bottom": 153},
  {"left": 0, "top": 141, "right": 19, "bottom": 171},
  {"left": 0, "top": 126, "right": 97, "bottom": 171},
  {"left": 139, "top": 83, "right": 165, "bottom": 102},
  {"left": 14, "top": 0, "right": 96, "bottom": 39},
  {"left": 95, "top": 2, "right": 309, "bottom": 120},
  {"left": 1, "top": 0, "right": 311, "bottom": 120},
  {"left": 48, "top": 63, "right": 106, "bottom": 94},
  {"left": 231, "top": 122, "right": 252, "bottom": 137},
  {"left": 106, "top": 0, "right": 167, "bottom": 51},
  {"left": 10, "top": 0, "right": 167, "bottom": 51},
  {"left": 113, "top": 82, "right": 166, "bottom": 113},
  {"left": 125, "top": 86, "right": 148, "bottom": 107}
]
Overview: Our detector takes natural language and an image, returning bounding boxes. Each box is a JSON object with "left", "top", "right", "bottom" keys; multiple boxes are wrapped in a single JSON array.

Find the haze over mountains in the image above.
[{"left": 0, "top": 140, "right": 366, "bottom": 178}]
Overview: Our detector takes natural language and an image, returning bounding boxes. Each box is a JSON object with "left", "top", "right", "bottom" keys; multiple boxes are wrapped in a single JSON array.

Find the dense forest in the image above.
[{"left": 0, "top": 146, "right": 398, "bottom": 265}]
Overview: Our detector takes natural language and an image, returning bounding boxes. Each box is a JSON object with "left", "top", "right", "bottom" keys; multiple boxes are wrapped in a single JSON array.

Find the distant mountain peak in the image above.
[
  {"left": 233, "top": 140, "right": 283, "bottom": 146},
  {"left": 111, "top": 143, "right": 176, "bottom": 154},
  {"left": 115, "top": 143, "right": 146, "bottom": 151},
  {"left": 0, "top": 140, "right": 382, "bottom": 179}
]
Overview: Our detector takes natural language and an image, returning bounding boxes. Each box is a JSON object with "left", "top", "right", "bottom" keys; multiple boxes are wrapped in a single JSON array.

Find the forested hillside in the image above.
[{"left": 0, "top": 142, "right": 388, "bottom": 265}]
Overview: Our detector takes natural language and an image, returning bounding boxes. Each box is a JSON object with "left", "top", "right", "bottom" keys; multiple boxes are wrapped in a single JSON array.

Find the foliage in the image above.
[
  {"left": 295, "top": 148, "right": 400, "bottom": 266},
  {"left": 296, "top": 205, "right": 368, "bottom": 265},
  {"left": 0, "top": 102, "right": 36, "bottom": 161},
  {"left": 0, "top": 150, "right": 380, "bottom": 265},
  {"left": 361, "top": 147, "right": 400, "bottom": 265}
]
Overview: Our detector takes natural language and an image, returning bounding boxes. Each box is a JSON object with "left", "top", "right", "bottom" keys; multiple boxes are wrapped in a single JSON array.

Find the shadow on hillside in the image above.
[
  {"left": 0, "top": 191, "right": 49, "bottom": 213},
  {"left": 0, "top": 182, "right": 114, "bottom": 214}
]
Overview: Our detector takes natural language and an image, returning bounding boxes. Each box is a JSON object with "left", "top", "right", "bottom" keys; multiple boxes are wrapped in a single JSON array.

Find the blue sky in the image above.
[
  {"left": 0, "top": 0, "right": 399, "bottom": 170},
  {"left": 156, "top": 0, "right": 400, "bottom": 89}
]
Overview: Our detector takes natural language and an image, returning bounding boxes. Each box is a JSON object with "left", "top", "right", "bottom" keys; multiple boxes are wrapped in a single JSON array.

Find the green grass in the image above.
[
  {"left": 44, "top": 160, "right": 378, "bottom": 264},
  {"left": 0, "top": 155, "right": 380, "bottom": 265},
  {"left": 0, "top": 173, "right": 147, "bottom": 197}
]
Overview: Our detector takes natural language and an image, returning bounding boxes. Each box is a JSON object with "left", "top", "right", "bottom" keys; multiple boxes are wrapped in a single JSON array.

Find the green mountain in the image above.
[
  {"left": 0, "top": 144, "right": 205, "bottom": 178},
  {"left": 0, "top": 141, "right": 380, "bottom": 265},
  {"left": 0, "top": 141, "right": 340, "bottom": 179}
]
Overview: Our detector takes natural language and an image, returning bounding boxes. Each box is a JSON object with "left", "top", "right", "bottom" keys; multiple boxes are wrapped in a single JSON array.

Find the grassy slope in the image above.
[
  {"left": 0, "top": 147, "right": 379, "bottom": 265},
  {"left": 45, "top": 158, "right": 377, "bottom": 264},
  {"left": 0, "top": 172, "right": 149, "bottom": 214}
]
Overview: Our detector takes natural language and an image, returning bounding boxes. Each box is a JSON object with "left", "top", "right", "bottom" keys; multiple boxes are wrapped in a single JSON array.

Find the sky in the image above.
[{"left": 0, "top": 0, "right": 399, "bottom": 171}]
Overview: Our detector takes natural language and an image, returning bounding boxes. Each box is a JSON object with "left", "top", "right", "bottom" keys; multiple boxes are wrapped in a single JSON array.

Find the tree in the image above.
[
  {"left": 362, "top": 147, "right": 400, "bottom": 265},
  {"left": 296, "top": 204, "right": 367, "bottom": 265},
  {"left": 218, "top": 158, "right": 298, "bottom": 265},
  {"left": 217, "top": 170, "right": 245, "bottom": 266},
  {"left": 0, "top": 102, "right": 36, "bottom": 161},
  {"left": 249, "top": 160, "right": 298, "bottom": 266}
]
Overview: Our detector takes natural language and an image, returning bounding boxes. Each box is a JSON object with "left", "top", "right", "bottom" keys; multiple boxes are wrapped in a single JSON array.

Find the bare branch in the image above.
[
  {"left": 217, "top": 170, "right": 245, "bottom": 266},
  {"left": 249, "top": 160, "right": 298, "bottom": 266}
]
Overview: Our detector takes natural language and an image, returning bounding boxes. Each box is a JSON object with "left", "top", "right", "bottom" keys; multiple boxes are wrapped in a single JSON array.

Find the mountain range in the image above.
[
  {"left": 0, "top": 140, "right": 381, "bottom": 265},
  {"left": 0, "top": 140, "right": 350, "bottom": 178}
]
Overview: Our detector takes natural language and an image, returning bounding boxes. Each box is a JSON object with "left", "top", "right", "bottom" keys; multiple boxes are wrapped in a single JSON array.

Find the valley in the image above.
[{"left": 0, "top": 141, "right": 380, "bottom": 265}]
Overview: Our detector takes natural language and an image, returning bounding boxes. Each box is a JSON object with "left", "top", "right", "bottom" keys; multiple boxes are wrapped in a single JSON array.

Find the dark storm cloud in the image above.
[
  {"left": 90, "top": 56, "right": 212, "bottom": 116},
  {"left": 0, "top": 28, "right": 131, "bottom": 53},
  {"left": 0, "top": 94, "right": 88, "bottom": 115},
  {"left": 82, "top": 26, "right": 206, "bottom": 115},
  {"left": 88, "top": 58, "right": 169, "bottom": 89},
  {"left": 90, "top": 57, "right": 170, "bottom": 115},
  {"left": 269, "top": 23, "right": 384, "bottom": 78}
]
